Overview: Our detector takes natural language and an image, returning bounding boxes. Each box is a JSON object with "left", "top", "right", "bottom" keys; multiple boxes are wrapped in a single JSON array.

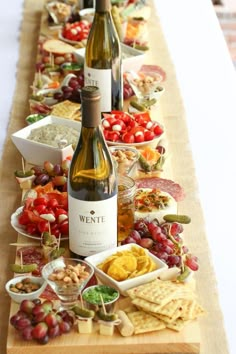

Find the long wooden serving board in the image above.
[{"left": 6, "top": 1, "right": 201, "bottom": 353}]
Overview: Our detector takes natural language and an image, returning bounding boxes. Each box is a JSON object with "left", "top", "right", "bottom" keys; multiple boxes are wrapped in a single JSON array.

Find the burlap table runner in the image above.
[{"left": 0, "top": 0, "right": 229, "bottom": 353}]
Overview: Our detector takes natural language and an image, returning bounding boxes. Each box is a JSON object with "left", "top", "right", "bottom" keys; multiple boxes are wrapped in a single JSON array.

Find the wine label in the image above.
[
  {"left": 69, "top": 194, "right": 117, "bottom": 257},
  {"left": 84, "top": 66, "right": 112, "bottom": 112}
]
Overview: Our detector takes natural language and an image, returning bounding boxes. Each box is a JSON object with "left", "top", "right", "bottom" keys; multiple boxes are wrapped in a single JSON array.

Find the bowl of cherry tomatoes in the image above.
[
  {"left": 59, "top": 21, "right": 91, "bottom": 46},
  {"left": 102, "top": 111, "right": 164, "bottom": 147}
]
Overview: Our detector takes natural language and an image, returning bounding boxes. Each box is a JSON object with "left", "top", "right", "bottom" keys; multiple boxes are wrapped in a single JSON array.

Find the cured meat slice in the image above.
[
  {"left": 135, "top": 177, "right": 185, "bottom": 202},
  {"left": 139, "top": 64, "right": 166, "bottom": 82},
  {"left": 41, "top": 285, "right": 59, "bottom": 300}
]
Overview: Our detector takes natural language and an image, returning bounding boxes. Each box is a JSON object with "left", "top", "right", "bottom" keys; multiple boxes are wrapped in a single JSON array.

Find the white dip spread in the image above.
[{"left": 27, "top": 123, "right": 79, "bottom": 148}]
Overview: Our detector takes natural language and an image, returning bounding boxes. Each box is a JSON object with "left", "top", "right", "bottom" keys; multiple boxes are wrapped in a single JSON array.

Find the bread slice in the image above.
[{"left": 43, "top": 39, "right": 75, "bottom": 54}]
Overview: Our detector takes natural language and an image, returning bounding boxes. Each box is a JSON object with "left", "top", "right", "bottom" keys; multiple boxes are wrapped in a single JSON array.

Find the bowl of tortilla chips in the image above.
[{"left": 85, "top": 243, "right": 167, "bottom": 296}]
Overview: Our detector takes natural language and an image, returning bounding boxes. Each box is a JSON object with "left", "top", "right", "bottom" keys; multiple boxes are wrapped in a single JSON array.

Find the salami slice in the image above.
[
  {"left": 135, "top": 177, "right": 185, "bottom": 201},
  {"left": 41, "top": 284, "right": 59, "bottom": 300},
  {"left": 139, "top": 64, "right": 166, "bottom": 82}
]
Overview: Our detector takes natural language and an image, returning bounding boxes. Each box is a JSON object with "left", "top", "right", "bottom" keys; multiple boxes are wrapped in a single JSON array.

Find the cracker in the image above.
[
  {"left": 51, "top": 100, "right": 81, "bottom": 119},
  {"left": 148, "top": 312, "right": 175, "bottom": 324},
  {"left": 133, "top": 280, "right": 180, "bottom": 306},
  {"left": 127, "top": 310, "right": 166, "bottom": 334},
  {"left": 167, "top": 318, "right": 189, "bottom": 332},
  {"left": 132, "top": 297, "right": 163, "bottom": 314},
  {"left": 181, "top": 300, "right": 206, "bottom": 320},
  {"left": 134, "top": 279, "right": 195, "bottom": 307}
]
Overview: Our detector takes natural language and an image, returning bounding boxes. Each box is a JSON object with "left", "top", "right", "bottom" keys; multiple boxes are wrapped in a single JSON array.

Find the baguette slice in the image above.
[{"left": 43, "top": 39, "right": 75, "bottom": 54}]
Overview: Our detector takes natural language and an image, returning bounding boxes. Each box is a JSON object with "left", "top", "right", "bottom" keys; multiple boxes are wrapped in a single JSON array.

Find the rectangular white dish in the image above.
[
  {"left": 11, "top": 115, "right": 81, "bottom": 166},
  {"left": 85, "top": 243, "right": 168, "bottom": 296}
]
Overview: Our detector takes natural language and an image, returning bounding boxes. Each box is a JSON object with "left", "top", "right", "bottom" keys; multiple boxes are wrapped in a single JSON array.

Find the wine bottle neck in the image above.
[
  {"left": 82, "top": 96, "right": 101, "bottom": 127},
  {"left": 95, "top": 0, "right": 111, "bottom": 12}
]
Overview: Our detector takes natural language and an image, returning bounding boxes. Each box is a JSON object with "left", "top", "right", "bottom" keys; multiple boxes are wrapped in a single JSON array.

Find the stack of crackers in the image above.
[
  {"left": 125, "top": 279, "right": 205, "bottom": 334},
  {"left": 50, "top": 100, "right": 81, "bottom": 121}
]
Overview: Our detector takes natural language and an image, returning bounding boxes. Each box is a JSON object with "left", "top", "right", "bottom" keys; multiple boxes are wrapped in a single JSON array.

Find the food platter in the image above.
[
  {"left": 11, "top": 207, "right": 69, "bottom": 241},
  {"left": 4, "top": 1, "right": 207, "bottom": 353}
]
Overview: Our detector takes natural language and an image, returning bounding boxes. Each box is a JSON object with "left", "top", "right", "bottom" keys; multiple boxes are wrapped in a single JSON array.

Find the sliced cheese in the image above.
[{"left": 134, "top": 188, "right": 177, "bottom": 223}]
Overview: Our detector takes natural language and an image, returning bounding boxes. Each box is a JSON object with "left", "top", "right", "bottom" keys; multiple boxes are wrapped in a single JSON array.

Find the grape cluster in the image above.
[
  {"left": 53, "top": 75, "right": 84, "bottom": 103},
  {"left": 31, "top": 159, "right": 71, "bottom": 191},
  {"left": 121, "top": 219, "right": 199, "bottom": 272},
  {"left": 10, "top": 299, "right": 74, "bottom": 344}
]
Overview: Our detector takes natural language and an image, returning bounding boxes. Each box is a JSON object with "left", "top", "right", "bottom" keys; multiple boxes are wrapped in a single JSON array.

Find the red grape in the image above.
[
  {"left": 138, "top": 237, "right": 154, "bottom": 249},
  {"left": 48, "top": 324, "right": 61, "bottom": 338},
  {"left": 31, "top": 322, "right": 48, "bottom": 340},
  {"left": 21, "top": 325, "right": 34, "bottom": 341},
  {"left": 170, "top": 222, "right": 183, "bottom": 236},
  {"left": 185, "top": 256, "right": 199, "bottom": 271},
  {"left": 59, "top": 321, "right": 71, "bottom": 334},
  {"left": 20, "top": 300, "right": 35, "bottom": 315},
  {"left": 44, "top": 313, "right": 58, "bottom": 328},
  {"left": 15, "top": 318, "right": 32, "bottom": 330}
]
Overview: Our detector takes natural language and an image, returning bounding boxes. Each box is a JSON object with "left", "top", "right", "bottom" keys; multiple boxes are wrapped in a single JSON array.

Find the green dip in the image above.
[{"left": 82, "top": 285, "right": 119, "bottom": 305}]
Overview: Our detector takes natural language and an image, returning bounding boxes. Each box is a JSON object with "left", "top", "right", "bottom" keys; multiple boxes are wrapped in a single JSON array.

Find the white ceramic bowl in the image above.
[
  {"left": 11, "top": 115, "right": 81, "bottom": 166},
  {"left": 11, "top": 206, "right": 69, "bottom": 241},
  {"left": 5, "top": 276, "right": 47, "bottom": 303},
  {"left": 85, "top": 243, "right": 168, "bottom": 296},
  {"left": 79, "top": 8, "right": 95, "bottom": 23}
]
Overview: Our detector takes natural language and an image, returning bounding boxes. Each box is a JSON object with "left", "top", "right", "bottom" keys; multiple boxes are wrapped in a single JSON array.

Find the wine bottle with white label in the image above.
[
  {"left": 68, "top": 86, "right": 118, "bottom": 258},
  {"left": 84, "top": 0, "right": 123, "bottom": 112}
]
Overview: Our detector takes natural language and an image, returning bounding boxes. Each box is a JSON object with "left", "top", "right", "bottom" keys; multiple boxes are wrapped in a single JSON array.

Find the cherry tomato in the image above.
[
  {"left": 18, "top": 211, "right": 30, "bottom": 225},
  {"left": 102, "top": 117, "right": 117, "bottom": 128},
  {"left": 126, "top": 119, "right": 138, "bottom": 131},
  {"left": 122, "top": 132, "right": 135, "bottom": 144},
  {"left": 26, "top": 223, "right": 37, "bottom": 235},
  {"left": 144, "top": 130, "right": 155, "bottom": 141},
  {"left": 59, "top": 220, "right": 69, "bottom": 235},
  {"left": 112, "top": 119, "right": 126, "bottom": 131},
  {"left": 134, "top": 131, "right": 145, "bottom": 143},
  {"left": 47, "top": 198, "right": 59, "bottom": 209},
  {"left": 54, "top": 209, "right": 68, "bottom": 219},
  {"left": 133, "top": 112, "right": 151, "bottom": 125},
  {"left": 103, "top": 129, "right": 110, "bottom": 139},
  {"left": 111, "top": 111, "right": 131, "bottom": 124},
  {"left": 33, "top": 204, "right": 47, "bottom": 215},
  {"left": 153, "top": 124, "right": 164, "bottom": 136},
  {"left": 107, "top": 131, "right": 120, "bottom": 142},
  {"left": 37, "top": 220, "right": 49, "bottom": 234},
  {"left": 50, "top": 224, "right": 61, "bottom": 238},
  {"left": 47, "top": 193, "right": 68, "bottom": 210},
  {"left": 33, "top": 197, "right": 48, "bottom": 207}
]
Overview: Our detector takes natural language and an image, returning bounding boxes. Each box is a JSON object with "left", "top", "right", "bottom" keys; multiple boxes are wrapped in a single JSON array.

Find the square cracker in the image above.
[
  {"left": 167, "top": 318, "right": 189, "bottom": 332},
  {"left": 133, "top": 279, "right": 195, "bottom": 307},
  {"left": 127, "top": 310, "right": 166, "bottom": 334},
  {"left": 51, "top": 100, "right": 81, "bottom": 120}
]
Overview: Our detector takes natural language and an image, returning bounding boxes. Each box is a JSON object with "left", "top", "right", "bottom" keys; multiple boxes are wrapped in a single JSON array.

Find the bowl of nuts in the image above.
[
  {"left": 109, "top": 145, "right": 140, "bottom": 176},
  {"left": 42, "top": 257, "right": 94, "bottom": 310},
  {"left": 5, "top": 276, "right": 47, "bottom": 303}
]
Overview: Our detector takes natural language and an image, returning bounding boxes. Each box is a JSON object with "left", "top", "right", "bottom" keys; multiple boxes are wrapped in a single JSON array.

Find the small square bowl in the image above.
[
  {"left": 5, "top": 276, "right": 47, "bottom": 303},
  {"left": 85, "top": 243, "right": 168, "bottom": 296},
  {"left": 11, "top": 115, "right": 81, "bottom": 166}
]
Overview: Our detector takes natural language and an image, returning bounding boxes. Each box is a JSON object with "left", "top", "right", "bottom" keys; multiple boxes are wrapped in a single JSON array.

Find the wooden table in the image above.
[{"left": 0, "top": 0, "right": 231, "bottom": 353}]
